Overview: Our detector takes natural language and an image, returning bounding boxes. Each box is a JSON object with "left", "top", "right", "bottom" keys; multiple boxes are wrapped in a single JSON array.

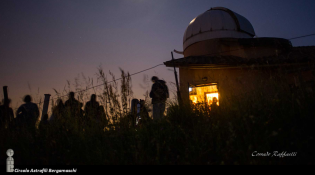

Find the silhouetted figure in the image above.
[
  {"left": 16, "top": 95, "right": 39, "bottom": 126},
  {"left": 150, "top": 76, "right": 169, "bottom": 120},
  {"left": 65, "top": 92, "right": 81, "bottom": 118},
  {"left": 210, "top": 97, "right": 219, "bottom": 115},
  {"left": 50, "top": 99, "right": 65, "bottom": 122},
  {"left": 0, "top": 99, "right": 14, "bottom": 127},
  {"left": 84, "top": 94, "right": 100, "bottom": 121}
]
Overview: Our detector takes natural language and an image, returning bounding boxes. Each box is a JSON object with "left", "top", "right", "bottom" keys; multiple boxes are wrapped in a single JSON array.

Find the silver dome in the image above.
[{"left": 183, "top": 7, "right": 256, "bottom": 50}]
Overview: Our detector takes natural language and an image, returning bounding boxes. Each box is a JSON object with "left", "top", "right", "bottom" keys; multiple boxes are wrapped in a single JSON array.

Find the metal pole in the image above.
[
  {"left": 171, "top": 52, "right": 182, "bottom": 105},
  {"left": 41, "top": 94, "right": 51, "bottom": 120}
]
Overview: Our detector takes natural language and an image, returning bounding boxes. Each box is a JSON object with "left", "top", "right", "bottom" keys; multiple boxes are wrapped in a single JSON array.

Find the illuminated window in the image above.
[{"left": 189, "top": 83, "right": 219, "bottom": 106}]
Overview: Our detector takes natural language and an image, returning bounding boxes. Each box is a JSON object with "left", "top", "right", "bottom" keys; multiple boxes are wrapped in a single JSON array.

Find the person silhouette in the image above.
[
  {"left": 0, "top": 99, "right": 14, "bottom": 127},
  {"left": 210, "top": 97, "right": 219, "bottom": 114},
  {"left": 138, "top": 99, "right": 151, "bottom": 127},
  {"left": 150, "top": 76, "right": 169, "bottom": 120},
  {"left": 65, "top": 92, "right": 81, "bottom": 118},
  {"left": 16, "top": 95, "right": 39, "bottom": 126},
  {"left": 50, "top": 99, "right": 65, "bottom": 122},
  {"left": 84, "top": 94, "right": 100, "bottom": 121}
]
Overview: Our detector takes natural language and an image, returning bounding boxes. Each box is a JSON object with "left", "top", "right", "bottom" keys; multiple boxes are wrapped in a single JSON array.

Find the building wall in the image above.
[
  {"left": 179, "top": 66, "right": 314, "bottom": 106},
  {"left": 183, "top": 38, "right": 291, "bottom": 59}
]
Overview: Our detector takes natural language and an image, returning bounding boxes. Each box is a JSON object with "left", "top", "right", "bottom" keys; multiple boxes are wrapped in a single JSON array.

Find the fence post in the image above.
[
  {"left": 3, "top": 86, "right": 9, "bottom": 105},
  {"left": 41, "top": 94, "right": 51, "bottom": 120}
]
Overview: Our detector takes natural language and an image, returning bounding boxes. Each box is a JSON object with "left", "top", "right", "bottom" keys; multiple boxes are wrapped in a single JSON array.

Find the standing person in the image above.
[
  {"left": 138, "top": 99, "right": 151, "bottom": 126},
  {"left": 210, "top": 97, "right": 219, "bottom": 115},
  {"left": 50, "top": 99, "right": 65, "bottom": 122},
  {"left": 149, "top": 76, "right": 169, "bottom": 120},
  {"left": 65, "top": 92, "right": 81, "bottom": 118},
  {"left": 0, "top": 99, "right": 14, "bottom": 127},
  {"left": 84, "top": 94, "right": 100, "bottom": 121},
  {"left": 16, "top": 95, "right": 40, "bottom": 126}
]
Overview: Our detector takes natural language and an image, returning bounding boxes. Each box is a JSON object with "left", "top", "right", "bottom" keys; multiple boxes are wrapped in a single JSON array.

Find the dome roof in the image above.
[{"left": 183, "top": 7, "right": 256, "bottom": 50}]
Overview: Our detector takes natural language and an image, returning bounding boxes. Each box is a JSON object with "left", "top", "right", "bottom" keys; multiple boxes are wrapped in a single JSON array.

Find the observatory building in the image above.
[{"left": 164, "top": 7, "right": 315, "bottom": 106}]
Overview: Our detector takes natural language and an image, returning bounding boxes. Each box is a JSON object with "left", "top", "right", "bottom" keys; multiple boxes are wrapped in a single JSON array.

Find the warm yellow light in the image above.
[
  {"left": 206, "top": 93, "right": 219, "bottom": 106},
  {"left": 189, "top": 84, "right": 219, "bottom": 106},
  {"left": 190, "top": 95, "right": 198, "bottom": 103}
]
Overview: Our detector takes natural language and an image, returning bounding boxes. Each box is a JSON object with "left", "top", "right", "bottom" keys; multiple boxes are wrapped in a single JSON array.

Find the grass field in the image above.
[{"left": 1, "top": 68, "right": 315, "bottom": 165}]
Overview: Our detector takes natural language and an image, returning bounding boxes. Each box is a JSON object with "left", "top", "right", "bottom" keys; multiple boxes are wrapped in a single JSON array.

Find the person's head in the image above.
[
  {"left": 151, "top": 76, "right": 159, "bottom": 83},
  {"left": 69, "top": 92, "right": 75, "bottom": 99},
  {"left": 24, "top": 95, "right": 32, "bottom": 103},
  {"left": 91, "top": 94, "right": 97, "bottom": 102}
]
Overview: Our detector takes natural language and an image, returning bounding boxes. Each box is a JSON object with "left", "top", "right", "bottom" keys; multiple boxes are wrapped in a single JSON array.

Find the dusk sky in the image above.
[{"left": 1, "top": 0, "right": 315, "bottom": 110}]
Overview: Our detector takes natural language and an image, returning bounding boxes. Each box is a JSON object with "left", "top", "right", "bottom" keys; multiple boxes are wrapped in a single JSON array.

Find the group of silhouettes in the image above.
[
  {"left": 50, "top": 92, "right": 107, "bottom": 125},
  {"left": 0, "top": 92, "right": 107, "bottom": 128},
  {"left": 0, "top": 95, "right": 40, "bottom": 127}
]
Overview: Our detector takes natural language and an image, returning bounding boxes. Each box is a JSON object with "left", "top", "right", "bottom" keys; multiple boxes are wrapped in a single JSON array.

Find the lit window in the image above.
[{"left": 189, "top": 83, "right": 219, "bottom": 106}]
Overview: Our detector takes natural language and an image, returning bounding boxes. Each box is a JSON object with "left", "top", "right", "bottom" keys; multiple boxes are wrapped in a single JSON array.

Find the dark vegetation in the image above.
[{"left": 0, "top": 68, "right": 315, "bottom": 165}]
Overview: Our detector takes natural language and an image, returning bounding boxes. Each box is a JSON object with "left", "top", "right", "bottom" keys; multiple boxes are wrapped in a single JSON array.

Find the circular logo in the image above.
[{"left": 6, "top": 149, "right": 14, "bottom": 157}]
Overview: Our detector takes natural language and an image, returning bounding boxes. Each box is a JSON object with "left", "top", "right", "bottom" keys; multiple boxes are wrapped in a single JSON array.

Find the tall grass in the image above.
[{"left": 0, "top": 67, "right": 314, "bottom": 165}]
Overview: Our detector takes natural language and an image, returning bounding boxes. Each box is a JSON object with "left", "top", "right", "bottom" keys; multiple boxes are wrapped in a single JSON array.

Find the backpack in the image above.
[
  {"left": 16, "top": 105, "right": 27, "bottom": 120},
  {"left": 158, "top": 81, "right": 169, "bottom": 99}
]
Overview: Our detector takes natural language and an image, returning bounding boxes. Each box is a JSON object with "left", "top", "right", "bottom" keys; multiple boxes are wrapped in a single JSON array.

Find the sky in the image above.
[{"left": 1, "top": 0, "right": 315, "bottom": 110}]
